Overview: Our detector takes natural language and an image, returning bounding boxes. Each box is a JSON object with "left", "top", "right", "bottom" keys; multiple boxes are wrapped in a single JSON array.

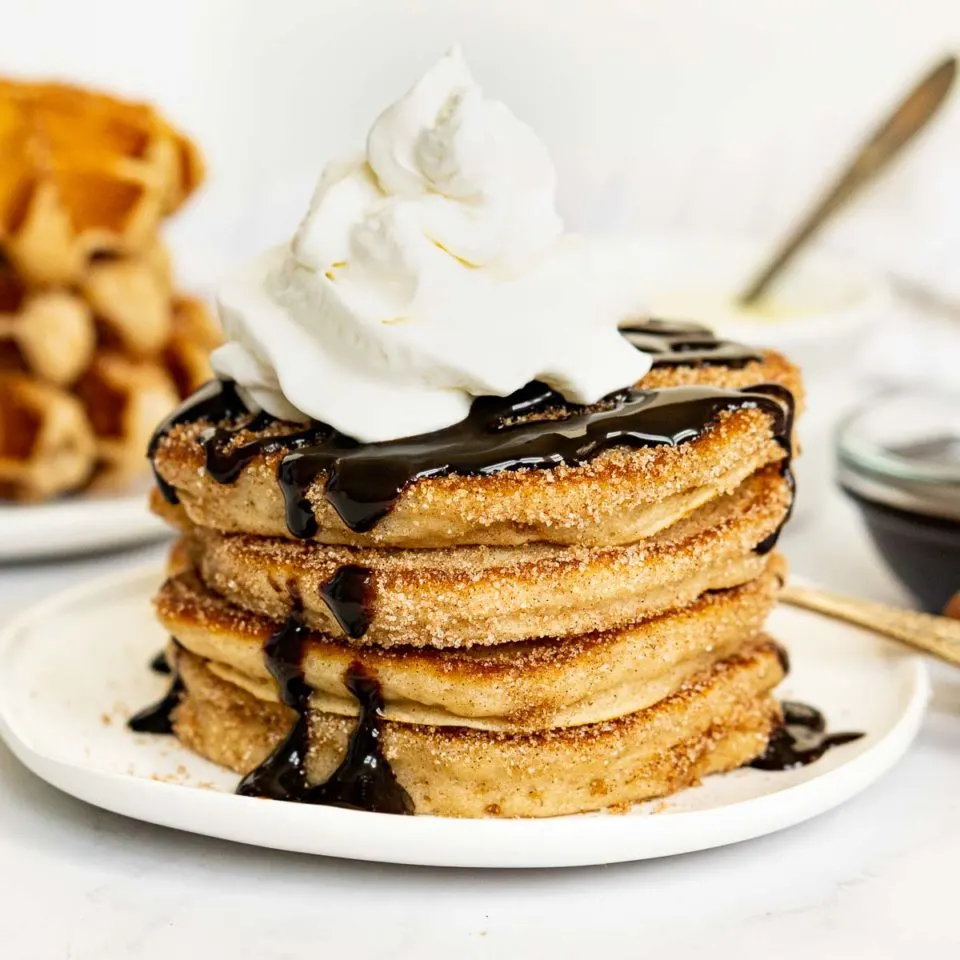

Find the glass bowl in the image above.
[{"left": 837, "top": 388, "right": 960, "bottom": 613}]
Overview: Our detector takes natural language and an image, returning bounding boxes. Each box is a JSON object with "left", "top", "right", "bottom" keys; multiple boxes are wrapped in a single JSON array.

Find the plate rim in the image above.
[
  {"left": 0, "top": 563, "right": 931, "bottom": 868},
  {"left": 0, "top": 493, "right": 168, "bottom": 561}
]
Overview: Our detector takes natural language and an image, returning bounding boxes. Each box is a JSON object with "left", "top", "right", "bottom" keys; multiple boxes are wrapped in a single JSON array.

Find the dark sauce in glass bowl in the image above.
[
  {"left": 837, "top": 392, "right": 960, "bottom": 615},
  {"left": 841, "top": 491, "right": 960, "bottom": 614}
]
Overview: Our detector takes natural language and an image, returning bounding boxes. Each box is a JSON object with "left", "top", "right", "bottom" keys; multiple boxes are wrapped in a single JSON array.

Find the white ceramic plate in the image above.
[
  {"left": 0, "top": 489, "right": 168, "bottom": 561},
  {"left": 0, "top": 565, "right": 929, "bottom": 868}
]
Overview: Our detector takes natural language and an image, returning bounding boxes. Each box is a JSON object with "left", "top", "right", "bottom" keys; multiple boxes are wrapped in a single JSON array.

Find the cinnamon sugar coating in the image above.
[
  {"left": 144, "top": 345, "right": 803, "bottom": 815},
  {"left": 172, "top": 640, "right": 784, "bottom": 818},
  {"left": 158, "top": 559, "right": 784, "bottom": 731},
  {"left": 152, "top": 351, "right": 801, "bottom": 548},
  {"left": 179, "top": 467, "right": 790, "bottom": 647}
]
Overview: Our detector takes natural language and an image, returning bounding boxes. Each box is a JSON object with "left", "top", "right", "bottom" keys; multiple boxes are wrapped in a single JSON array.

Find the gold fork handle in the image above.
[
  {"left": 781, "top": 583, "right": 960, "bottom": 668},
  {"left": 739, "top": 55, "right": 957, "bottom": 306}
]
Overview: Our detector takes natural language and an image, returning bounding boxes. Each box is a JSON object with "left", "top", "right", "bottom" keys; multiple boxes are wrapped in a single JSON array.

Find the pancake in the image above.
[
  {"left": 157, "top": 559, "right": 784, "bottom": 731},
  {"left": 151, "top": 352, "right": 799, "bottom": 549},
  {"left": 171, "top": 640, "right": 785, "bottom": 818},
  {"left": 182, "top": 466, "right": 791, "bottom": 648},
  {"left": 137, "top": 322, "right": 804, "bottom": 816}
]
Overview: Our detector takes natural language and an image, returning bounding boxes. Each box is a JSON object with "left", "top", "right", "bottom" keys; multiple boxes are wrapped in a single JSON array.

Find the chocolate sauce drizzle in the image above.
[
  {"left": 129, "top": 643, "right": 183, "bottom": 734},
  {"left": 149, "top": 650, "right": 171, "bottom": 674},
  {"left": 202, "top": 409, "right": 276, "bottom": 484},
  {"left": 237, "top": 609, "right": 412, "bottom": 814},
  {"left": 619, "top": 318, "right": 763, "bottom": 368},
  {"left": 305, "top": 662, "right": 413, "bottom": 814},
  {"left": 754, "top": 462, "right": 795, "bottom": 556},
  {"left": 236, "top": 607, "right": 314, "bottom": 801},
  {"left": 319, "top": 565, "right": 373, "bottom": 639},
  {"left": 744, "top": 381, "right": 797, "bottom": 555},
  {"left": 750, "top": 701, "right": 864, "bottom": 771},
  {"left": 771, "top": 642, "right": 791, "bottom": 677},
  {"left": 149, "top": 374, "right": 795, "bottom": 539},
  {"left": 277, "top": 381, "right": 795, "bottom": 537},
  {"left": 148, "top": 380, "right": 248, "bottom": 504}
]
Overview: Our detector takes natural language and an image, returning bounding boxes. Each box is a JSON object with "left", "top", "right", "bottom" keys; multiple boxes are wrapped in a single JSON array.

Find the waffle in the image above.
[
  {"left": 74, "top": 351, "right": 179, "bottom": 485},
  {"left": 0, "top": 293, "right": 217, "bottom": 501},
  {"left": 0, "top": 79, "right": 215, "bottom": 503},
  {"left": 0, "top": 287, "right": 95, "bottom": 386},
  {"left": 172, "top": 639, "right": 784, "bottom": 818},
  {"left": 158, "top": 563, "right": 784, "bottom": 731},
  {"left": 153, "top": 352, "right": 800, "bottom": 549},
  {"left": 178, "top": 468, "right": 791, "bottom": 648},
  {"left": 0, "top": 238, "right": 176, "bottom": 386},
  {"left": 0, "top": 79, "right": 203, "bottom": 285},
  {"left": 81, "top": 247, "right": 173, "bottom": 356},
  {"left": 0, "top": 373, "right": 95, "bottom": 499}
]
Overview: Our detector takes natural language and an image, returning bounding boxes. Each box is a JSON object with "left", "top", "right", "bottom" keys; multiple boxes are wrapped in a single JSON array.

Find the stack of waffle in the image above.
[
  {"left": 0, "top": 79, "right": 218, "bottom": 501},
  {"left": 146, "top": 322, "right": 803, "bottom": 818}
]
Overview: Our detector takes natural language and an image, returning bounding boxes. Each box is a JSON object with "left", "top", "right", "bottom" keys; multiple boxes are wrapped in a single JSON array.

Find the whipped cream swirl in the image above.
[{"left": 213, "top": 46, "right": 651, "bottom": 442}]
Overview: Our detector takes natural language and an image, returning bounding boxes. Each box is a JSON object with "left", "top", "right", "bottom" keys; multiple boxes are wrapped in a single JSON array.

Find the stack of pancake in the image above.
[
  {"left": 0, "top": 78, "right": 217, "bottom": 500},
  {"left": 146, "top": 320, "right": 801, "bottom": 817}
]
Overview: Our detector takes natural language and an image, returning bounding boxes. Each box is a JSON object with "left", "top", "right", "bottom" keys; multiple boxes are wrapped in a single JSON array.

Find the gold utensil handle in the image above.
[
  {"left": 739, "top": 55, "right": 957, "bottom": 306},
  {"left": 781, "top": 583, "right": 960, "bottom": 667}
]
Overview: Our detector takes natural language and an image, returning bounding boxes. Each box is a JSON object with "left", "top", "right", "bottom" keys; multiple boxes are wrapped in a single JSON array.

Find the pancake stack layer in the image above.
[
  {"left": 0, "top": 79, "right": 218, "bottom": 500},
  {"left": 146, "top": 321, "right": 803, "bottom": 817}
]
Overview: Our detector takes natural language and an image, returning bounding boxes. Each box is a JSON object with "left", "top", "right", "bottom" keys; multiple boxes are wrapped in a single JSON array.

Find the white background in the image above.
[{"left": 1, "top": 0, "right": 958, "bottom": 296}]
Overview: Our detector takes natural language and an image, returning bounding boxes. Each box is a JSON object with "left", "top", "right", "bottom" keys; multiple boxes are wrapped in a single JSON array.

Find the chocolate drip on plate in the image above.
[
  {"left": 149, "top": 650, "right": 171, "bottom": 675},
  {"left": 749, "top": 701, "right": 863, "bottom": 771},
  {"left": 128, "top": 676, "right": 184, "bottom": 734},
  {"left": 237, "top": 610, "right": 412, "bottom": 814},
  {"left": 319, "top": 565, "right": 373, "bottom": 639},
  {"left": 129, "top": 642, "right": 184, "bottom": 734},
  {"left": 619, "top": 318, "right": 763, "bottom": 368}
]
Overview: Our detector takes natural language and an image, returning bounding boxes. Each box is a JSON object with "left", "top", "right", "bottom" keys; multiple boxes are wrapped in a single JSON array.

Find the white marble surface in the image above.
[{"left": 0, "top": 473, "right": 958, "bottom": 959}]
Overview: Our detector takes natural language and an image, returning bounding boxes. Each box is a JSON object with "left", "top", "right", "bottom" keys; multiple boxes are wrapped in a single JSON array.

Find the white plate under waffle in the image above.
[
  {"left": 0, "top": 488, "right": 168, "bottom": 561},
  {"left": 0, "top": 565, "right": 928, "bottom": 868}
]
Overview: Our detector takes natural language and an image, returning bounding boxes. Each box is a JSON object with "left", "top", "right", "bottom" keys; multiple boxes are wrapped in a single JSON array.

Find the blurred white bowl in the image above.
[
  {"left": 621, "top": 232, "right": 891, "bottom": 526},
  {"left": 624, "top": 233, "right": 891, "bottom": 381}
]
